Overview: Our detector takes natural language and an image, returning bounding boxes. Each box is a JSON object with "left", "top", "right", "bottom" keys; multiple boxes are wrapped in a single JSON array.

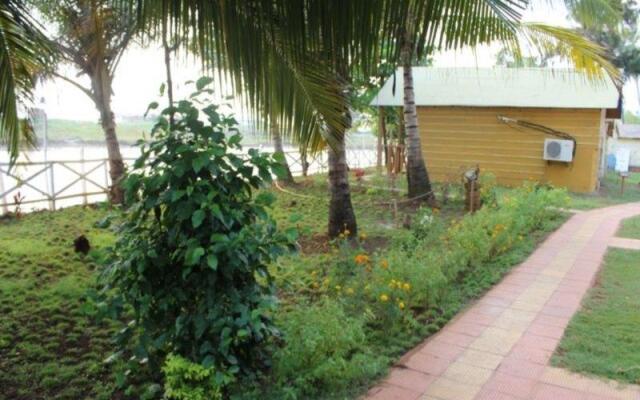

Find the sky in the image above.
[{"left": 34, "top": 3, "right": 640, "bottom": 122}]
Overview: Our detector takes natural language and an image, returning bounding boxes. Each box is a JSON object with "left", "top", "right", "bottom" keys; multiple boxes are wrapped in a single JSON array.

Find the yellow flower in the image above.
[
  {"left": 346, "top": 287, "right": 355, "bottom": 295},
  {"left": 403, "top": 283, "right": 411, "bottom": 291},
  {"left": 335, "top": 285, "right": 342, "bottom": 291},
  {"left": 379, "top": 294, "right": 389, "bottom": 302},
  {"left": 359, "top": 232, "right": 367, "bottom": 240},
  {"left": 380, "top": 259, "right": 389, "bottom": 270},
  {"left": 398, "top": 301, "right": 405, "bottom": 310},
  {"left": 344, "top": 229, "right": 351, "bottom": 236},
  {"left": 354, "top": 254, "right": 370, "bottom": 265}
]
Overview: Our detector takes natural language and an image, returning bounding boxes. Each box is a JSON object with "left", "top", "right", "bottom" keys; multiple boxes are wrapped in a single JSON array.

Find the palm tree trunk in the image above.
[
  {"left": 327, "top": 133, "right": 357, "bottom": 238},
  {"left": 401, "top": 23, "right": 436, "bottom": 205},
  {"left": 91, "top": 66, "right": 125, "bottom": 204},
  {"left": 377, "top": 107, "right": 386, "bottom": 171},
  {"left": 270, "top": 118, "right": 295, "bottom": 184}
]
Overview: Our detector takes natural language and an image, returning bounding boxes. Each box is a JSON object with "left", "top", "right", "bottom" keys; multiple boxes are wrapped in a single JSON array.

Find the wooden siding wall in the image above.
[{"left": 417, "top": 107, "right": 602, "bottom": 192}]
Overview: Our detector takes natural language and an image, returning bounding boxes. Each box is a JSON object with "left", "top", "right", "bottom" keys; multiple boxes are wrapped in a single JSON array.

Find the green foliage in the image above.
[
  {"left": 553, "top": 248, "right": 640, "bottom": 384},
  {"left": 618, "top": 215, "right": 640, "bottom": 239},
  {"left": 163, "top": 354, "right": 227, "bottom": 400},
  {"left": 0, "top": 206, "right": 120, "bottom": 400},
  {"left": 0, "top": 171, "right": 573, "bottom": 400},
  {"left": 272, "top": 299, "right": 386, "bottom": 398},
  {"left": 0, "top": 0, "right": 55, "bottom": 161},
  {"left": 264, "top": 182, "right": 569, "bottom": 398},
  {"left": 569, "top": 171, "right": 640, "bottom": 210},
  {"left": 99, "top": 84, "right": 294, "bottom": 382}
]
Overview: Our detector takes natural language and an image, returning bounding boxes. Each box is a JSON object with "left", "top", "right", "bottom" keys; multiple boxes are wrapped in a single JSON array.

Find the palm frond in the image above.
[
  {"left": 564, "top": 0, "right": 621, "bottom": 29},
  {"left": 520, "top": 22, "right": 622, "bottom": 85},
  {"left": 0, "top": 0, "right": 53, "bottom": 162}
]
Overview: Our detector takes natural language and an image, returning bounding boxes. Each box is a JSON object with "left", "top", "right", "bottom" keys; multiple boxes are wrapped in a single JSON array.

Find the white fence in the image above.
[{"left": 0, "top": 149, "right": 378, "bottom": 215}]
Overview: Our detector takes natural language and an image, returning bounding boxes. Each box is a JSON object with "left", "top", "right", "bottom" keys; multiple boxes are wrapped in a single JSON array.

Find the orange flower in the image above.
[
  {"left": 354, "top": 254, "right": 370, "bottom": 265},
  {"left": 380, "top": 259, "right": 389, "bottom": 269}
]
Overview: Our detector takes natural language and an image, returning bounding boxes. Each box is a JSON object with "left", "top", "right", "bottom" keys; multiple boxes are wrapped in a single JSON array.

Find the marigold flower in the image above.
[
  {"left": 403, "top": 283, "right": 411, "bottom": 291},
  {"left": 379, "top": 294, "right": 389, "bottom": 302},
  {"left": 380, "top": 259, "right": 389, "bottom": 269},
  {"left": 359, "top": 232, "right": 367, "bottom": 240},
  {"left": 398, "top": 301, "right": 405, "bottom": 310},
  {"left": 346, "top": 287, "right": 355, "bottom": 295},
  {"left": 354, "top": 254, "right": 370, "bottom": 265}
]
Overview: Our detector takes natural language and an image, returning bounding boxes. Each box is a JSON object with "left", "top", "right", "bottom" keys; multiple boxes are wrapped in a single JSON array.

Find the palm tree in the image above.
[
  {"left": 3, "top": 0, "right": 619, "bottom": 235},
  {"left": 270, "top": 117, "right": 295, "bottom": 185},
  {"left": 0, "top": 0, "right": 54, "bottom": 163},
  {"left": 30, "top": 0, "right": 138, "bottom": 204}
]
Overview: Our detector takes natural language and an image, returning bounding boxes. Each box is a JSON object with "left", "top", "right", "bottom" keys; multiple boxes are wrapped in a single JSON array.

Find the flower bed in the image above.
[{"left": 237, "top": 183, "right": 570, "bottom": 399}]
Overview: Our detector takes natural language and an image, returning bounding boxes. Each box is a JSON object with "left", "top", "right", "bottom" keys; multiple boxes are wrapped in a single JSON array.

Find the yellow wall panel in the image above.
[{"left": 418, "top": 106, "right": 602, "bottom": 192}]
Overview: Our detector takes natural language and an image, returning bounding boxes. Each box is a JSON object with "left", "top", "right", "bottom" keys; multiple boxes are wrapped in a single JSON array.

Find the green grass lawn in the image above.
[
  {"left": 0, "top": 172, "right": 568, "bottom": 399},
  {"left": 617, "top": 215, "right": 640, "bottom": 239},
  {"left": 569, "top": 171, "right": 640, "bottom": 210},
  {"left": 552, "top": 248, "right": 640, "bottom": 385},
  {"left": 46, "top": 118, "right": 153, "bottom": 143},
  {"left": 0, "top": 206, "right": 120, "bottom": 399}
]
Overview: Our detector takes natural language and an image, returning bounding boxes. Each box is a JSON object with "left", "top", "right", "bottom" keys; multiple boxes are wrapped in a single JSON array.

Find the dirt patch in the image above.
[{"left": 297, "top": 233, "right": 389, "bottom": 255}]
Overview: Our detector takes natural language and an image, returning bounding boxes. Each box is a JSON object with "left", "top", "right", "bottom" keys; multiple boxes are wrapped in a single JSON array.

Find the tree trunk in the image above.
[
  {"left": 162, "top": 18, "right": 175, "bottom": 126},
  {"left": 90, "top": 67, "right": 125, "bottom": 204},
  {"left": 270, "top": 118, "right": 295, "bottom": 184},
  {"left": 377, "top": 107, "right": 386, "bottom": 171},
  {"left": 401, "top": 23, "right": 436, "bottom": 205},
  {"left": 327, "top": 133, "right": 358, "bottom": 238},
  {"left": 301, "top": 150, "right": 309, "bottom": 177}
]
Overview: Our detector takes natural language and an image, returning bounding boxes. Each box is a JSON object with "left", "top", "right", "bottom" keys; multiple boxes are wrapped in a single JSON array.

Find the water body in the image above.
[{"left": 0, "top": 141, "right": 377, "bottom": 215}]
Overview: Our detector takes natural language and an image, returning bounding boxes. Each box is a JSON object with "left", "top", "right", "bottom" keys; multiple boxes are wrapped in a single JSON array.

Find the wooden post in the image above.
[
  {"left": 81, "top": 145, "right": 88, "bottom": 205},
  {"left": 620, "top": 172, "right": 628, "bottom": 195},
  {"left": 48, "top": 162, "right": 56, "bottom": 211}
]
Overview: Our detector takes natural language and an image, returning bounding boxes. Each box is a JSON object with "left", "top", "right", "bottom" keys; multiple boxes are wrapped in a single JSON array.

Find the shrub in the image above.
[
  {"left": 162, "top": 354, "right": 226, "bottom": 400},
  {"left": 272, "top": 299, "right": 386, "bottom": 397},
  {"left": 99, "top": 80, "right": 295, "bottom": 384}
]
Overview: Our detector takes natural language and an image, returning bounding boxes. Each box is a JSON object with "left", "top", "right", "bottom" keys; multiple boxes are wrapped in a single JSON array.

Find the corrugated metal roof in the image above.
[{"left": 370, "top": 67, "right": 619, "bottom": 109}]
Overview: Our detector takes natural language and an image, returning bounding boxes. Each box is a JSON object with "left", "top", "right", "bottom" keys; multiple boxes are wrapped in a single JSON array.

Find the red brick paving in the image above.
[{"left": 363, "top": 202, "right": 640, "bottom": 400}]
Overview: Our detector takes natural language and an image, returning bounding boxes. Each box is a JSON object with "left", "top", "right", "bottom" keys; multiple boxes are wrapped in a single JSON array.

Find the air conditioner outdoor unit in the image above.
[{"left": 543, "top": 138, "right": 574, "bottom": 162}]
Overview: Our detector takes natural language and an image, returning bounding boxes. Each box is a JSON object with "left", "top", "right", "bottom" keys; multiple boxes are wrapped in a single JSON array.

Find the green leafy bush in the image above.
[
  {"left": 162, "top": 354, "right": 225, "bottom": 400},
  {"left": 99, "top": 81, "right": 295, "bottom": 385},
  {"left": 272, "top": 299, "right": 386, "bottom": 398},
  {"left": 300, "top": 183, "right": 569, "bottom": 337}
]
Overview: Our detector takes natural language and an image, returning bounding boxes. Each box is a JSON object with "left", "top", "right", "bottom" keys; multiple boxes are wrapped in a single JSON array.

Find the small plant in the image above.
[
  {"left": 99, "top": 79, "right": 296, "bottom": 388},
  {"left": 13, "top": 191, "right": 25, "bottom": 219},
  {"left": 163, "top": 354, "right": 229, "bottom": 400}
]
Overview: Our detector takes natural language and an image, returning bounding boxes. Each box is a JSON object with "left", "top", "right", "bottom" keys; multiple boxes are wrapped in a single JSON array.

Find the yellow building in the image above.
[{"left": 371, "top": 68, "right": 620, "bottom": 193}]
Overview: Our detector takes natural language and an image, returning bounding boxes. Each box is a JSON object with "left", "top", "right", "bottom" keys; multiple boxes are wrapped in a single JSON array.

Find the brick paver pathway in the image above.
[{"left": 365, "top": 202, "right": 640, "bottom": 400}]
